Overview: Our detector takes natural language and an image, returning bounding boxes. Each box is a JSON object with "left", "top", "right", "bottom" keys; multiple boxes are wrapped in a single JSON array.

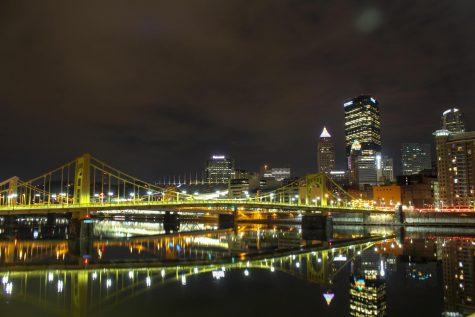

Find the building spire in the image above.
[{"left": 320, "top": 126, "right": 331, "bottom": 138}]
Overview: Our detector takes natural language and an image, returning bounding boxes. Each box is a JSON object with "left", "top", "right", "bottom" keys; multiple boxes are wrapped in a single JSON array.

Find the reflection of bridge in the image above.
[
  {"left": 0, "top": 154, "right": 390, "bottom": 217},
  {"left": 0, "top": 237, "right": 385, "bottom": 317}
]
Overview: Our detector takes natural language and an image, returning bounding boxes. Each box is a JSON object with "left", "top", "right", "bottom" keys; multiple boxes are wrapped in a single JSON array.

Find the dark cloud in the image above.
[{"left": 0, "top": 0, "right": 474, "bottom": 179}]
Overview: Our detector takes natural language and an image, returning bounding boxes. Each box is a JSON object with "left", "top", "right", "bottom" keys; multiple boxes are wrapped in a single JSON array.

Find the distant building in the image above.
[
  {"left": 329, "top": 170, "right": 349, "bottom": 187},
  {"left": 434, "top": 130, "right": 475, "bottom": 208},
  {"left": 317, "top": 127, "right": 335, "bottom": 174},
  {"left": 401, "top": 143, "right": 432, "bottom": 175},
  {"left": 265, "top": 167, "right": 291, "bottom": 181},
  {"left": 344, "top": 95, "right": 382, "bottom": 156},
  {"left": 442, "top": 108, "right": 465, "bottom": 134},
  {"left": 381, "top": 156, "right": 394, "bottom": 183},
  {"left": 228, "top": 178, "right": 250, "bottom": 199},
  {"left": 205, "top": 155, "right": 234, "bottom": 184}
]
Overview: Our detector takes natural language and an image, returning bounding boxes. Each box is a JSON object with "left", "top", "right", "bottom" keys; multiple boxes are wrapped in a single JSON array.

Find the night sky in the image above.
[{"left": 1, "top": 1, "right": 475, "bottom": 181}]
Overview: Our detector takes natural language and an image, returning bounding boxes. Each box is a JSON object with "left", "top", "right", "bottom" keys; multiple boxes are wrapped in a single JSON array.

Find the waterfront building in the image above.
[
  {"left": 434, "top": 129, "right": 475, "bottom": 208},
  {"left": 317, "top": 127, "right": 336, "bottom": 174},
  {"left": 401, "top": 143, "right": 432, "bottom": 175},
  {"left": 372, "top": 185, "right": 402, "bottom": 207},
  {"left": 442, "top": 108, "right": 465, "bottom": 134},
  {"left": 205, "top": 155, "right": 234, "bottom": 184},
  {"left": 397, "top": 170, "right": 437, "bottom": 208}
]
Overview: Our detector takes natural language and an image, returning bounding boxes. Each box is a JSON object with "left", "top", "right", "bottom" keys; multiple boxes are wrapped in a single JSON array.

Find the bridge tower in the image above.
[
  {"left": 6, "top": 176, "right": 19, "bottom": 205},
  {"left": 74, "top": 154, "right": 91, "bottom": 205},
  {"left": 300, "top": 173, "right": 328, "bottom": 207}
]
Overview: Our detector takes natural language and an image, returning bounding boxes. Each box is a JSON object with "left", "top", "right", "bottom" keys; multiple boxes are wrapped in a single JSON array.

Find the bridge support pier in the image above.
[
  {"left": 163, "top": 211, "right": 180, "bottom": 233},
  {"left": 218, "top": 213, "right": 235, "bottom": 229},
  {"left": 302, "top": 214, "right": 333, "bottom": 240},
  {"left": 68, "top": 218, "right": 94, "bottom": 261}
]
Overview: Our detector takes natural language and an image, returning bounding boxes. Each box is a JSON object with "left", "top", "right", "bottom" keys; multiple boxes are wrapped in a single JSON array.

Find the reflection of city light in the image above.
[
  {"left": 317, "top": 258, "right": 322, "bottom": 263},
  {"left": 295, "top": 262, "right": 300, "bottom": 268},
  {"left": 181, "top": 275, "right": 187, "bottom": 285},
  {"left": 5, "top": 282, "right": 12, "bottom": 295},
  {"left": 244, "top": 269, "right": 249, "bottom": 277},
  {"left": 57, "top": 280, "right": 63, "bottom": 293},
  {"left": 2, "top": 276, "right": 8, "bottom": 285},
  {"left": 270, "top": 267, "right": 275, "bottom": 272},
  {"left": 194, "top": 267, "right": 198, "bottom": 274},
  {"left": 106, "top": 278, "right": 112, "bottom": 288},
  {"left": 128, "top": 271, "right": 134, "bottom": 279},
  {"left": 48, "top": 272, "right": 54, "bottom": 282},
  {"left": 146, "top": 276, "right": 152, "bottom": 287},
  {"left": 212, "top": 271, "right": 225, "bottom": 280},
  {"left": 92, "top": 272, "right": 97, "bottom": 280},
  {"left": 161, "top": 269, "right": 166, "bottom": 278}
]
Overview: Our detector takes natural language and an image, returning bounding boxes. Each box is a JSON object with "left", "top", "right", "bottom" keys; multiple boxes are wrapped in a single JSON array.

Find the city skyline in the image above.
[{"left": 1, "top": 2, "right": 475, "bottom": 181}]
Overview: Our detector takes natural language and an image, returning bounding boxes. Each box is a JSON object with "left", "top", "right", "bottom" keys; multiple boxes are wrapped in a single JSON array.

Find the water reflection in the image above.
[{"left": 0, "top": 218, "right": 473, "bottom": 316}]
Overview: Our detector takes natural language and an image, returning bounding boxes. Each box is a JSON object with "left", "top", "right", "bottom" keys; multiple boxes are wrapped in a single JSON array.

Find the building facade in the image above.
[
  {"left": 401, "top": 143, "right": 432, "bottom": 175},
  {"left": 205, "top": 155, "right": 234, "bottom": 184},
  {"left": 317, "top": 127, "right": 336, "bottom": 174}
]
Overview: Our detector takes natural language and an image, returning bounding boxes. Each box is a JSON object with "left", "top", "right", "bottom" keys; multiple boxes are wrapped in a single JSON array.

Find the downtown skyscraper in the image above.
[
  {"left": 344, "top": 95, "right": 382, "bottom": 187},
  {"left": 317, "top": 127, "right": 335, "bottom": 174}
]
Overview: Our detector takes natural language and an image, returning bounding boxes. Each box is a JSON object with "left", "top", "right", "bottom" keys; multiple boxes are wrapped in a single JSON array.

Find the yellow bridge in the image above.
[{"left": 0, "top": 153, "right": 389, "bottom": 216}]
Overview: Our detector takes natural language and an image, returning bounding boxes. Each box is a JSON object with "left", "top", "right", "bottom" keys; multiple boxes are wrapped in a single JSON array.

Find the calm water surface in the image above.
[{"left": 0, "top": 217, "right": 473, "bottom": 316}]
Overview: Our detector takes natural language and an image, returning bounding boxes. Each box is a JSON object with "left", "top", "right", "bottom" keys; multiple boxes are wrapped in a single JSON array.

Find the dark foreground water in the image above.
[{"left": 0, "top": 217, "right": 474, "bottom": 317}]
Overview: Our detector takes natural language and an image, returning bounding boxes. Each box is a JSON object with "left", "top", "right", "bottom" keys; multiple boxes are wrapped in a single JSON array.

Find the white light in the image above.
[
  {"left": 147, "top": 191, "right": 153, "bottom": 195},
  {"left": 92, "top": 272, "right": 97, "bottom": 280},
  {"left": 146, "top": 276, "right": 152, "bottom": 287},
  {"left": 108, "top": 192, "right": 114, "bottom": 196},
  {"left": 161, "top": 269, "right": 166, "bottom": 278},
  {"left": 57, "top": 280, "right": 63, "bottom": 293},
  {"left": 317, "top": 258, "right": 322, "bottom": 263},
  {"left": 295, "top": 262, "right": 300, "bottom": 268},
  {"left": 212, "top": 270, "right": 225, "bottom": 280},
  {"left": 344, "top": 101, "right": 353, "bottom": 107},
  {"left": 5, "top": 282, "right": 12, "bottom": 295},
  {"left": 48, "top": 272, "right": 54, "bottom": 282},
  {"left": 2, "top": 276, "right": 8, "bottom": 285},
  {"left": 106, "top": 278, "right": 112, "bottom": 288},
  {"left": 270, "top": 267, "right": 275, "bottom": 272},
  {"left": 128, "top": 271, "right": 134, "bottom": 279},
  {"left": 212, "top": 155, "right": 225, "bottom": 160},
  {"left": 193, "top": 267, "right": 198, "bottom": 274},
  {"left": 181, "top": 275, "right": 187, "bottom": 285},
  {"left": 244, "top": 269, "right": 249, "bottom": 277},
  {"left": 129, "top": 193, "right": 135, "bottom": 197}
]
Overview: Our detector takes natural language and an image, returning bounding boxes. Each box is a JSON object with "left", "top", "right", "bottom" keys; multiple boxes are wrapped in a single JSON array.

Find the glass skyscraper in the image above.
[
  {"left": 442, "top": 108, "right": 465, "bottom": 134},
  {"left": 317, "top": 126, "right": 336, "bottom": 174},
  {"left": 401, "top": 143, "right": 432, "bottom": 175}
]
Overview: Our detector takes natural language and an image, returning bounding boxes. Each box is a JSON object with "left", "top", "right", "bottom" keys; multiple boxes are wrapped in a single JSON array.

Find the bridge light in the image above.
[
  {"left": 193, "top": 267, "right": 198, "bottom": 274},
  {"left": 244, "top": 269, "right": 249, "bottom": 277},
  {"left": 92, "top": 272, "right": 97, "bottom": 280},
  {"left": 270, "top": 266, "right": 275, "bottom": 272},
  {"left": 146, "top": 276, "right": 152, "bottom": 287},
  {"left": 93, "top": 193, "right": 99, "bottom": 198},
  {"left": 108, "top": 192, "right": 114, "bottom": 196},
  {"left": 106, "top": 278, "right": 112, "bottom": 288},
  {"left": 128, "top": 271, "right": 134, "bottom": 279},
  {"left": 147, "top": 191, "right": 153, "bottom": 195},
  {"left": 35, "top": 194, "right": 41, "bottom": 197},
  {"left": 2, "top": 275, "right": 9, "bottom": 285},
  {"left": 129, "top": 193, "right": 135, "bottom": 197},
  {"left": 161, "top": 269, "right": 166, "bottom": 278},
  {"left": 181, "top": 190, "right": 187, "bottom": 194},
  {"left": 48, "top": 272, "right": 54, "bottom": 282},
  {"left": 194, "top": 191, "right": 199, "bottom": 195}
]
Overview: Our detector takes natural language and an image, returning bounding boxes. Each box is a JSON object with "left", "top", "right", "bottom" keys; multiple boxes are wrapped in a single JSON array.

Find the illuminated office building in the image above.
[
  {"left": 344, "top": 95, "right": 382, "bottom": 156},
  {"left": 401, "top": 143, "right": 432, "bottom": 175},
  {"left": 205, "top": 155, "right": 234, "bottom": 184},
  {"left": 317, "top": 127, "right": 336, "bottom": 174},
  {"left": 263, "top": 168, "right": 291, "bottom": 181}
]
